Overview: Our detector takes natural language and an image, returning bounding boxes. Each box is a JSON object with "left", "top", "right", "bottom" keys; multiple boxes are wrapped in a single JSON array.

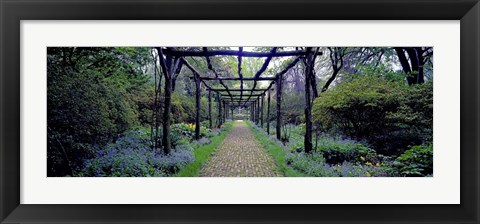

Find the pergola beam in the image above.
[
  {"left": 167, "top": 49, "right": 320, "bottom": 57},
  {"left": 200, "top": 77, "right": 276, "bottom": 81},
  {"left": 208, "top": 88, "right": 268, "bottom": 92},
  {"left": 221, "top": 94, "right": 263, "bottom": 97}
]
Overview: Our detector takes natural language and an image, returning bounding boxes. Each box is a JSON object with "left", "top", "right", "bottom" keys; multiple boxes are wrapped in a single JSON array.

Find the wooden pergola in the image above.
[{"left": 155, "top": 47, "right": 322, "bottom": 154}]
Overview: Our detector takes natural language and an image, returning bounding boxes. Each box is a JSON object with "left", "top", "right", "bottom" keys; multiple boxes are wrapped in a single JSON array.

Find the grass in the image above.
[
  {"left": 176, "top": 121, "right": 233, "bottom": 177},
  {"left": 246, "top": 121, "right": 304, "bottom": 177}
]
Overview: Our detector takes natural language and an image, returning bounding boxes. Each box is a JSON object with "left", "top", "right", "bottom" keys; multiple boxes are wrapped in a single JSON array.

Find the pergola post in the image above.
[
  {"left": 252, "top": 104, "right": 255, "bottom": 122},
  {"left": 260, "top": 94, "right": 264, "bottom": 128},
  {"left": 304, "top": 48, "right": 314, "bottom": 153},
  {"left": 156, "top": 48, "right": 180, "bottom": 154},
  {"left": 231, "top": 106, "right": 234, "bottom": 120},
  {"left": 223, "top": 102, "right": 227, "bottom": 121},
  {"left": 256, "top": 100, "right": 260, "bottom": 125},
  {"left": 250, "top": 104, "right": 254, "bottom": 121},
  {"left": 194, "top": 74, "right": 201, "bottom": 140},
  {"left": 276, "top": 76, "right": 283, "bottom": 141},
  {"left": 217, "top": 92, "right": 222, "bottom": 128},
  {"left": 267, "top": 89, "right": 271, "bottom": 135},
  {"left": 208, "top": 90, "right": 212, "bottom": 129}
]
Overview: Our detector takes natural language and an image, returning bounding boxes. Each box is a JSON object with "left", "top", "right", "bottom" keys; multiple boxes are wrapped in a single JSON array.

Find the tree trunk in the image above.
[
  {"left": 311, "top": 71, "right": 319, "bottom": 98},
  {"left": 276, "top": 77, "right": 282, "bottom": 141},
  {"left": 394, "top": 47, "right": 425, "bottom": 85}
]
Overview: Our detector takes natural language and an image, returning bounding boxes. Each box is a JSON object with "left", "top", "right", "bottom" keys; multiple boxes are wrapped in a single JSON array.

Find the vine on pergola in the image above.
[{"left": 155, "top": 47, "right": 322, "bottom": 154}]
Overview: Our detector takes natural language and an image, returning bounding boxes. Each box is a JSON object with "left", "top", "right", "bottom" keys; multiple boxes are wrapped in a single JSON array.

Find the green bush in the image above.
[
  {"left": 313, "top": 76, "right": 433, "bottom": 155},
  {"left": 392, "top": 144, "right": 433, "bottom": 177},
  {"left": 316, "top": 139, "right": 378, "bottom": 165},
  {"left": 313, "top": 76, "right": 402, "bottom": 138}
]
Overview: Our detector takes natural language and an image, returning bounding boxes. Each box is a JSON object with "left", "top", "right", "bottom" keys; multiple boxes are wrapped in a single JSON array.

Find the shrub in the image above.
[
  {"left": 392, "top": 144, "right": 433, "bottom": 177},
  {"left": 313, "top": 76, "right": 401, "bottom": 136},
  {"left": 316, "top": 139, "right": 378, "bottom": 165},
  {"left": 313, "top": 76, "right": 433, "bottom": 155}
]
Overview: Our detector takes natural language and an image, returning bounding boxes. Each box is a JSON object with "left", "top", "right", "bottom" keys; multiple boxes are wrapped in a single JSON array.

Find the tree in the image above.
[
  {"left": 394, "top": 47, "right": 433, "bottom": 85},
  {"left": 322, "top": 47, "right": 346, "bottom": 92}
]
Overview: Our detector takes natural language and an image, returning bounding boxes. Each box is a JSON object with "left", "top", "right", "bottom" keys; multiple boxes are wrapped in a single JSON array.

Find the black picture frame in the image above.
[{"left": 1, "top": 0, "right": 479, "bottom": 223}]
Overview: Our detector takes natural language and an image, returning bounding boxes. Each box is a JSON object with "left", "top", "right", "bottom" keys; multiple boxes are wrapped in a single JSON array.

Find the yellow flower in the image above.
[
  {"left": 360, "top": 156, "right": 365, "bottom": 161},
  {"left": 365, "top": 162, "right": 373, "bottom": 166},
  {"left": 366, "top": 172, "right": 371, "bottom": 177}
]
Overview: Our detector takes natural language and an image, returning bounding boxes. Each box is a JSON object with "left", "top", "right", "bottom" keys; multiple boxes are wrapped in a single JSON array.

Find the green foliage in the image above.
[
  {"left": 47, "top": 47, "right": 151, "bottom": 176},
  {"left": 171, "top": 123, "right": 214, "bottom": 147},
  {"left": 171, "top": 92, "right": 195, "bottom": 123},
  {"left": 391, "top": 144, "right": 433, "bottom": 177},
  {"left": 313, "top": 76, "right": 402, "bottom": 137},
  {"left": 316, "top": 139, "right": 378, "bottom": 165},
  {"left": 313, "top": 76, "right": 433, "bottom": 155},
  {"left": 387, "top": 82, "right": 433, "bottom": 144},
  {"left": 282, "top": 93, "right": 305, "bottom": 125}
]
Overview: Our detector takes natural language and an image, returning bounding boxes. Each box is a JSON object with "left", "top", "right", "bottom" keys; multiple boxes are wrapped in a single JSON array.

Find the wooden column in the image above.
[
  {"left": 260, "top": 94, "right": 264, "bottom": 128},
  {"left": 156, "top": 48, "right": 179, "bottom": 154},
  {"left": 231, "top": 106, "right": 234, "bottom": 120},
  {"left": 304, "top": 48, "right": 314, "bottom": 153},
  {"left": 276, "top": 76, "right": 282, "bottom": 141},
  {"left": 267, "top": 88, "right": 271, "bottom": 135},
  {"left": 208, "top": 90, "right": 212, "bottom": 129},
  {"left": 223, "top": 102, "right": 227, "bottom": 121},
  {"left": 217, "top": 93, "right": 222, "bottom": 128},
  {"left": 194, "top": 75, "right": 201, "bottom": 140},
  {"left": 255, "top": 100, "right": 259, "bottom": 125},
  {"left": 257, "top": 97, "right": 260, "bottom": 125},
  {"left": 252, "top": 102, "right": 256, "bottom": 122},
  {"left": 250, "top": 104, "right": 254, "bottom": 121}
]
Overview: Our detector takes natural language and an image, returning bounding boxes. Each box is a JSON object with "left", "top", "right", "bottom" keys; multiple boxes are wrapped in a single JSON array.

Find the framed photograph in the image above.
[{"left": 1, "top": 0, "right": 479, "bottom": 223}]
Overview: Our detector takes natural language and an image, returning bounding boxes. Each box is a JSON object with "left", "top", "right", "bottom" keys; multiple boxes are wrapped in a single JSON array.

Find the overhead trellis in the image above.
[{"left": 155, "top": 47, "right": 322, "bottom": 154}]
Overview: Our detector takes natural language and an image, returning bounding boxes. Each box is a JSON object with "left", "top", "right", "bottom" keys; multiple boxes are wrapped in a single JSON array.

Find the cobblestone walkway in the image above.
[{"left": 201, "top": 121, "right": 281, "bottom": 177}]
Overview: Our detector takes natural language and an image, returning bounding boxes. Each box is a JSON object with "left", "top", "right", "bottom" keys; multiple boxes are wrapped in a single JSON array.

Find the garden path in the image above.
[{"left": 200, "top": 120, "right": 281, "bottom": 177}]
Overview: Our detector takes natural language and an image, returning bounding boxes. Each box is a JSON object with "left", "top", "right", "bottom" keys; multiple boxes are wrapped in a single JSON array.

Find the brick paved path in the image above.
[{"left": 201, "top": 121, "right": 281, "bottom": 177}]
